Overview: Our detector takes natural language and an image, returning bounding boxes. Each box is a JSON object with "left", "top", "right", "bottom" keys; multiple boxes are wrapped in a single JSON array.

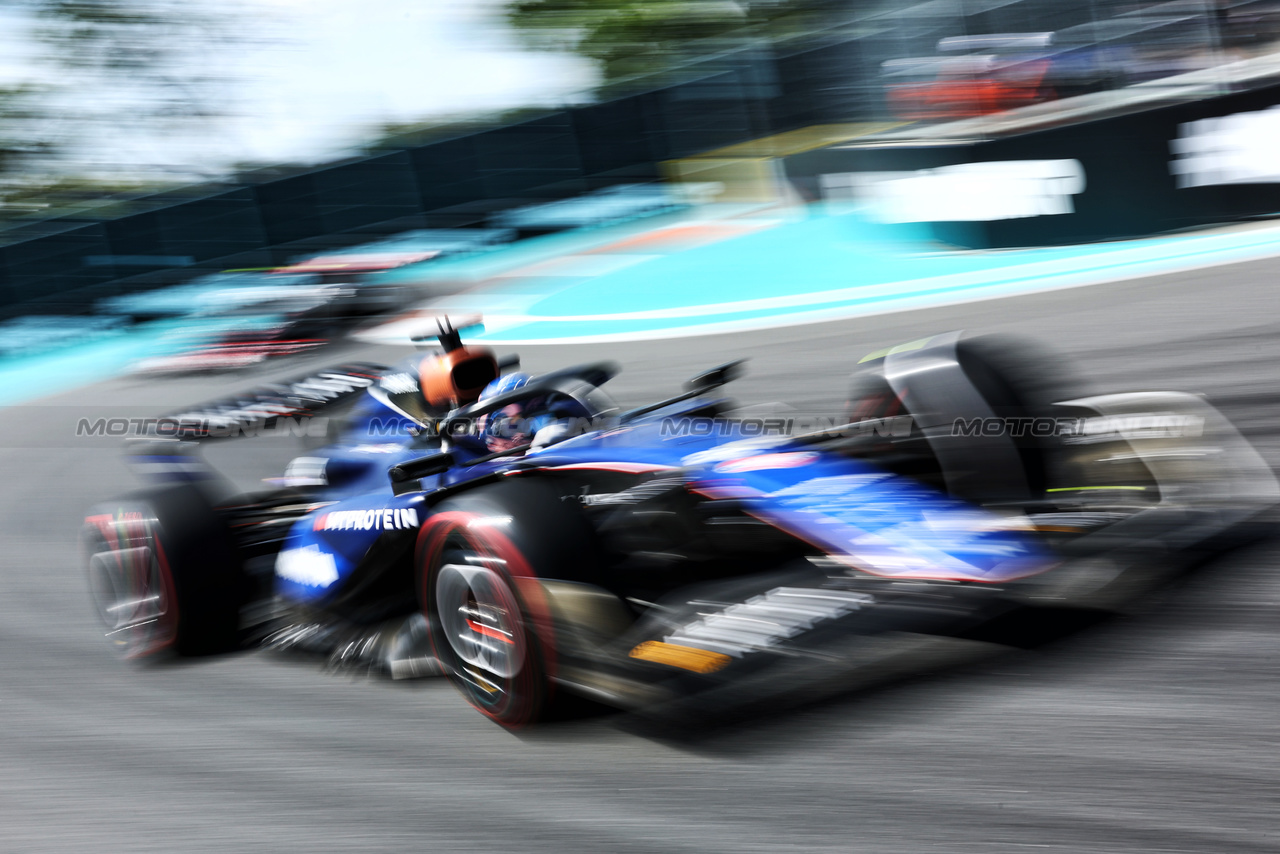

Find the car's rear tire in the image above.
[
  {"left": 417, "top": 479, "right": 598, "bottom": 728},
  {"left": 83, "top": 483, "right": 244, "bottom": 658},
  {"left": 951, "top": 335, "right": 1081, "bottom": 496},
  {"left": 846, "top": 333, "right": 1081, "bottom": 503}
]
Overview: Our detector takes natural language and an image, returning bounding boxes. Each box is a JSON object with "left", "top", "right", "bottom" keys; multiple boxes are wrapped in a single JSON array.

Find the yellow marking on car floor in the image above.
[{"left": 629, "top": 641, "right": 731, "bottom": 674}]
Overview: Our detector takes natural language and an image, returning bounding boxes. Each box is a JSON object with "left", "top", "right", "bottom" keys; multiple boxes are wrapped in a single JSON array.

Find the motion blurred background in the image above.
[
  {"left": 4, "top": 2, "right": 1280, "bottom": 852},
  {"left": 5, "top": 0, "right": 1280, "bottom": 327},
  {"left": 4, "top": 0, "right": 1280, "bottom": 334}
]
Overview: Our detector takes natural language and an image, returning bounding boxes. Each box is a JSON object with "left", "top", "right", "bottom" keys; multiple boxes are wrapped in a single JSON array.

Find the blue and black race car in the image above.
[{"left": 83, "top": 323, "right": 1279, "bottom": 727}]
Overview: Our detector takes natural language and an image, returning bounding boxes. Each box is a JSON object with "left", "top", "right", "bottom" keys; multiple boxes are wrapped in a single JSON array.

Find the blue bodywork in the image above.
[{"left": 244, "top": 359, "right": 1053, "bottom": 609}]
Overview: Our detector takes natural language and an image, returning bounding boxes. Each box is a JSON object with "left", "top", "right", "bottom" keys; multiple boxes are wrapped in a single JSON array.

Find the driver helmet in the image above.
[
  {"left": 475, "top": 372, "right": 593, "bottom": 453},
  {"left": 480, "top": 372, "right": 531, "bottom": 402},
  {"left": 477, "top": 373, "right": 542, "bottom": 452}
]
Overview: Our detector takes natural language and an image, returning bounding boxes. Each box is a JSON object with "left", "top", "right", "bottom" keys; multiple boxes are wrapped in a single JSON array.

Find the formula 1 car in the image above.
[
  {"left": 83, "top": 326, "right": 1279, "bottom": 728},
  {"left": 129, "top": 282, "right": 384, "bottom": 375}
]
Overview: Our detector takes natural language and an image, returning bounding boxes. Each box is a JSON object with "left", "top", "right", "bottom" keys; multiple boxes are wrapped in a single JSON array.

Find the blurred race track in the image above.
[{"left": 4, "top": 257, "right": 1280, "bottom": 853}]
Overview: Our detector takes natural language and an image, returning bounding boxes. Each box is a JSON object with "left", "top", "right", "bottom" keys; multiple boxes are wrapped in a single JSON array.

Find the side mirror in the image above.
[
  {"left": 684, "top": 360, "right": 746, "bottom": 393},
  {"left": 389, "top": 451, "right": 454, "bottom": 484},
  {"left": 620, "top": 359, "right": 745, "bottom": 423}
]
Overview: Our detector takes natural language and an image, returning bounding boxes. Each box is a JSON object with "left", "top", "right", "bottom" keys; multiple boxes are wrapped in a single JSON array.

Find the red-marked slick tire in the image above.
[
  {"left": 417, "top": 480, "right": 596, "bottom": 728},
  {"left": 83, "top": 484, "right": 243, "bottom": 658}
]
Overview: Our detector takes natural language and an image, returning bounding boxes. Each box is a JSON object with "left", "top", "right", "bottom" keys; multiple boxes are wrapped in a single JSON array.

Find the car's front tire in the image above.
[{"left": 417, "top": 480, "right": 598, "bottom": 727}]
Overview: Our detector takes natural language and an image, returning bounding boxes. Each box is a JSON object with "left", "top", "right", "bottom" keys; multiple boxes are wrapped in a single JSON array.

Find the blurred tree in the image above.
[
  {"left": 0, "top": 83, "right": 52, "bottom": 176},
  {"left": 0, "top": 0, "right": 239, "bottom": 220},
  {"left": 504, "top": 0, "right": 861, "bottom": 83},
  {"left": 358, "top": 107, "right": 557, "bottom": 155}
]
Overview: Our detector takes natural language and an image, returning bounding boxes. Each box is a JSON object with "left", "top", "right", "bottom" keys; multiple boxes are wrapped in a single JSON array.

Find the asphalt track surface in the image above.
[{"left": 4, "top": 258, "right": 1280, "bottom": 853}]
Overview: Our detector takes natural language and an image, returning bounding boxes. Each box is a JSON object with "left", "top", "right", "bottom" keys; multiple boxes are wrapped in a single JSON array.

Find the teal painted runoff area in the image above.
[
  {"left": 464, "top": 210, "right": 1280, "bottom": 343},
  {"left": 5, "top": 207, "right": 1280, "bottom": 403}
]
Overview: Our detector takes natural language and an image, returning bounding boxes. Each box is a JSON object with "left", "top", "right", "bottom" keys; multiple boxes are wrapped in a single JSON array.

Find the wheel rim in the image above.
[
  {"left": 434, "top": 558, "right": 526, "bottom": 708},
  {"left": 86, "top": 512, "right": 175, "bottom": 658}
]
